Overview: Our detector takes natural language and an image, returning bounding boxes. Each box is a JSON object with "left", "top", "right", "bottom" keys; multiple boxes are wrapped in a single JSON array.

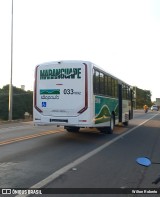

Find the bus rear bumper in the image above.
[{"left": 33, "top": 115, "right": 93, "bottom": 127}]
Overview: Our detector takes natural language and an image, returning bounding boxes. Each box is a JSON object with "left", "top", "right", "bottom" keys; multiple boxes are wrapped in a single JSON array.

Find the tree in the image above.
[
  {"left": 0, "top": 85, "right": 33, "bottom": 120},
  {"left": 133, "top": 87, "right": 152, "bottom": 109}
]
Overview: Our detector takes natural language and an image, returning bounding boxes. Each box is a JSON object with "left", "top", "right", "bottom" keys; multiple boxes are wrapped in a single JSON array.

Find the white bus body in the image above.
[{"left": 34, "top": 61, "right": 133, "bottom": 133}]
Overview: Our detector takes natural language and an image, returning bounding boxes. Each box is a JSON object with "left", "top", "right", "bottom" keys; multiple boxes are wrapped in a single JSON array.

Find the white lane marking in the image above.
[{"left": 16, "top": 113, "right": 159, "bottom": 197}]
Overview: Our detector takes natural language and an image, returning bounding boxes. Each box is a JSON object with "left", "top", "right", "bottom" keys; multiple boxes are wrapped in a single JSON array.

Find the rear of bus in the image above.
[{"left": 33, "top": 61, "right": 90, "bottom": 128}]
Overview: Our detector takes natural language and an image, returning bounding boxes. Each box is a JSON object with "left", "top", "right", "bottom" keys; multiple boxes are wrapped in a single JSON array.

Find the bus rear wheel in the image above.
[
  {"left": 98, "top": 115, "right": 114, "bottom": 134},
  {"left": 107, "top": 115, "right": 114, "bottom": 134},
  {"left": 123, "top": 121, "right": 128, "bottom": 126},
  {"left": 65, "top": 126, "right": 80, "bottom": 132}
]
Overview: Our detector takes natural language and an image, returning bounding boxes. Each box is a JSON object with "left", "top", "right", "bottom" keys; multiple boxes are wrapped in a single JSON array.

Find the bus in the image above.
[{"left": 33, "top": 60, "right": 134, "bottom": 134}]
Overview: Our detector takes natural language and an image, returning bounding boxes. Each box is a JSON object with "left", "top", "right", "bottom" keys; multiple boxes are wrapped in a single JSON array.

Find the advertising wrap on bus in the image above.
[{"left": 35, "top": 62, "right": 86, "bottom": 117}]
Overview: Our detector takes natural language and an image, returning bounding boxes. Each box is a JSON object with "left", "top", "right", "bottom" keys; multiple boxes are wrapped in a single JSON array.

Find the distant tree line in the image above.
[
  {"left": 0, "top": 85, "right": 33, "bottom": 120},
  {"left": 133, "top": 87, "right": 152, "bottom": 109}
]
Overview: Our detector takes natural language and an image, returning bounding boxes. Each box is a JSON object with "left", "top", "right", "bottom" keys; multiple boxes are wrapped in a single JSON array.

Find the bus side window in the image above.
[
  {"left": 115, "top": 80, "right": 118, "bottom": 98},
  {"left": 127, "top": 85, "right": 130, "bottom": 99},
  {"left": 93, "top": 69, "right": 100, "bottom": 94},
  {"left": 122, "top": 84, "right": 128, "bottom": 99},
  {"left": 112, "top": 78, "right": 115, "bottom": 97},
  {"left": 100, "top": 72, "right": 104, "bottom": 95},
  {"left": 122, "top": 84, "right": 125, "bottom": 99},
  {"left": 93, "top": 69, "right": 96, "bottom": 94},
  {"left": 108, "top": 76, "right": 112, "bottom": 96},
  {"left": 104, "top": 75, "right": 108, "bottom": 96}
]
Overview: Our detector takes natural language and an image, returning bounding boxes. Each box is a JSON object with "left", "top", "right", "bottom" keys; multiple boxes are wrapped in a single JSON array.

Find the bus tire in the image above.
[
  {"left": 65, "top": 126, "right": 80, "bottom": 132},
  {"left": 98, "top": 127, "right": 107, "bottom": 134},
  {"left": 123, "top": 121, "right": 128, "bottom": 126},
  {"left": 98, "top": 115, "right": 114, "bottom": 134},
  {"left": 107, "top": 115, "right": 114, "bottom": 134}
]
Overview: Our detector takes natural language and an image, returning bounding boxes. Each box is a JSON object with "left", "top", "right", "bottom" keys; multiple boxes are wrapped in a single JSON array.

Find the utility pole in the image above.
[{"left": 9, "top": 0, "right": 13, "bottom": 121}]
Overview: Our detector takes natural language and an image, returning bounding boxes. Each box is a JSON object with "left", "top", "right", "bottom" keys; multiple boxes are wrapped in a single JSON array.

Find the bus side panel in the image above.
[
  {"left": 94, "top": 95, "right": 118, "bottom": 127},
  {"left": 122, "top": 99, "right": 131, "bottom": 123}
]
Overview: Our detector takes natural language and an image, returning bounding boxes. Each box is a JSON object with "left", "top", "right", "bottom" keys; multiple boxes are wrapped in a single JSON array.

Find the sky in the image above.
[{"left": 0, "top": 0, "right": 160, "bottom": 101}]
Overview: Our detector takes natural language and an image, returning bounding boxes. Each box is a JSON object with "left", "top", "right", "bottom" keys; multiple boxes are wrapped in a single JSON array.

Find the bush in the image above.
[{"left": 0, "top": 85, "right": 33, "bottom": 120}]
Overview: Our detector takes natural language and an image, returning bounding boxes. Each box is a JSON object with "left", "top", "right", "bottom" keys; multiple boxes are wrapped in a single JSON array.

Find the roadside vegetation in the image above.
[
  {"left": 133, "top": 86, "right": 153, "bottom": 109},
  {"left": 0, "top": 85, "right": 33, "bottom": 120}
]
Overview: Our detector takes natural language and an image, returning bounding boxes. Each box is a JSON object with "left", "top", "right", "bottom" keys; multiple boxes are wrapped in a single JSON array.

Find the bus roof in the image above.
[{"left": 37, "top": 60, "right": 132, "bottom": 87}]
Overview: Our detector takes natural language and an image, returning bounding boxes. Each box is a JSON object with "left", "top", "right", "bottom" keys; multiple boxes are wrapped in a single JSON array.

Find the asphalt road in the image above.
[{"left": 0, "top": 110, "right": 160, "bottom": 197}]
